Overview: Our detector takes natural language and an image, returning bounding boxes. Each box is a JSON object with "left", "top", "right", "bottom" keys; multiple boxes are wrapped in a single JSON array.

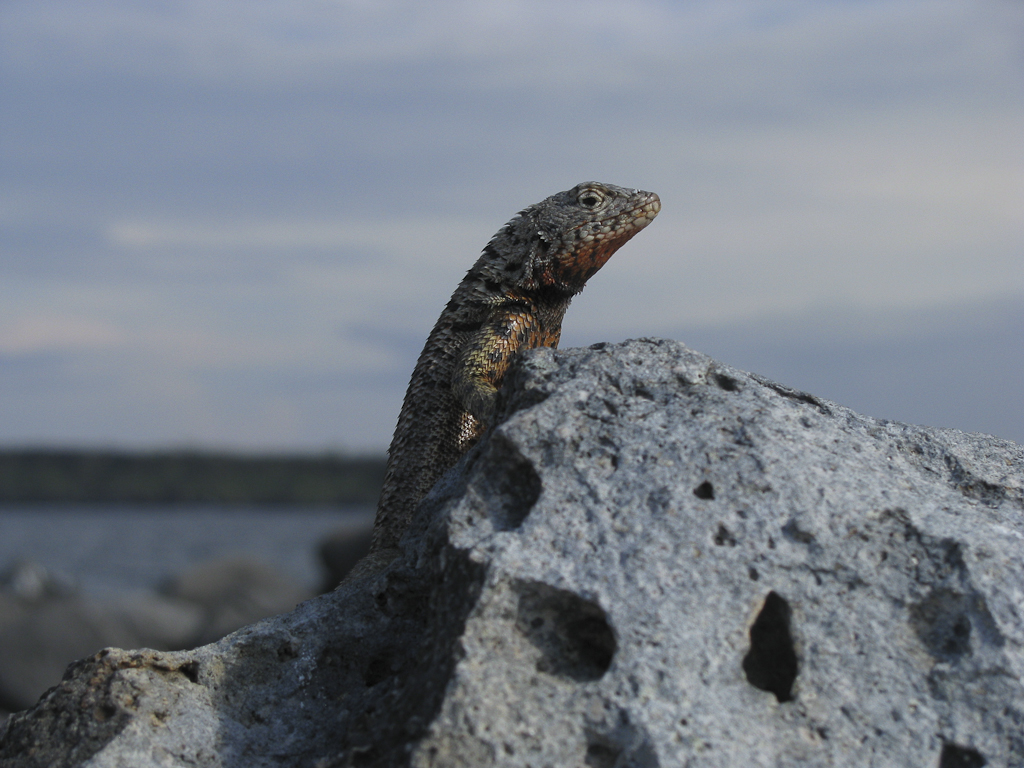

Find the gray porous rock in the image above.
[{"left": 1, "top": 338, "right": 1021, "bottom": 767}]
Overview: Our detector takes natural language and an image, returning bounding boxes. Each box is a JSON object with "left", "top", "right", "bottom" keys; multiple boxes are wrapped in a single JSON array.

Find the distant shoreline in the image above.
[{"left": 0, "top": 449, "right": 386, "bottom": 506}]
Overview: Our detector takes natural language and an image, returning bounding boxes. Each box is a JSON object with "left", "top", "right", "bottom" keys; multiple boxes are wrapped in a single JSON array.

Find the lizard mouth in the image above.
[
  {"left": 633, "top": 194, "right": 662, "bottom": 225},
  {"left": 576, "top": 191, "right": 661, "bottom": 245},
  {"left": 544, "top": 191, "right": 661, "bottom": 290}
]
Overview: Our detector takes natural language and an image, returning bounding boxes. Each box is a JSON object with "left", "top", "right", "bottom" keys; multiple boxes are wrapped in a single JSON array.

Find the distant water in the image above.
[{"left": 0, "top": 505, "right": 374, "bottom": 595}]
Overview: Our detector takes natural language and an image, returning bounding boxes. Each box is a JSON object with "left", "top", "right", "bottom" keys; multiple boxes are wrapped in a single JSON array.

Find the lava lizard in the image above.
[{"left": 370, "top": 181, "right": 661, "bottom": 557}]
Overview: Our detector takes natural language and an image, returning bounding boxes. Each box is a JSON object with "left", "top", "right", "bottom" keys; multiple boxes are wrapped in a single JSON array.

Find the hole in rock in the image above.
[
  {"left": 781, "top": 518, "right": 815, "bottom": 545},
  {"left": 363, "top": 654, "right": 391, "bottom": 687},
  {"left": 584, "top": 742, "right": 621, "bottom": 768},
  {"left": 713, "top": 372, "right": 740, "bottom": 391},
  {"left": 910, "top": 589, "right": 973, "bottom": 661},
  {"left": 743, "top": 591, "right": 798, "bottom": 703},
  {"left": 939, "top": 743, "right": 987, "bottom": 768},
  {"left": 179, "top": 660, "right": 200, "bottom": 684},
  {"left": 276, "top": 641, "right": 299, "bottom": 660},
  {"left": 516, "top": 582, "right": 616, "bottom": 681},
  {"left": 584, "top": 727, "right": 659, "bottom": 768},
  {"left": 484, "top": 437, "right": 542, "bottom": 531},
  {"left": 693, "top": 481, "right": 715, "bottom": 500},
  {"left": 714, "top": 524, "right": 737, "bottom": 546}
]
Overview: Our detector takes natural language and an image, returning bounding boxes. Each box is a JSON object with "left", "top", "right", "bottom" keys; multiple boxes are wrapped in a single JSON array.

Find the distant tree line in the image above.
[{"left": 0, "top": 449, "right": 387, "bottom": 506}]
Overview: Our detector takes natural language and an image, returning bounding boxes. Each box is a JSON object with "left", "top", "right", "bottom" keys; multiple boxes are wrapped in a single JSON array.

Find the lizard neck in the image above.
[{"left": 506, "top": 282, "right": 577, "bottom": 307}]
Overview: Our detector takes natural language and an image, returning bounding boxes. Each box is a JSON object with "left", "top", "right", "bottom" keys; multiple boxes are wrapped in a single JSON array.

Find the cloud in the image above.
[
  {"left": 0, "top": 316, "right": 125, "bottom": 354},
  {"left": 0, "top": 1, "right": 762, "bottom": 83},
  {"left": 105, "top": 216, "right": 487, "bottom": 255},
  {"left": 0, "top": 0, "right": 1021, "bottom": 449},
  {"left": 8, "top": 0, "right": 1018, "bottom": 104}
]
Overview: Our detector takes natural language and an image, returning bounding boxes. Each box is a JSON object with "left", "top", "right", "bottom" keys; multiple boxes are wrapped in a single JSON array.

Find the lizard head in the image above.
[{"left": 484, "top": 182, "right": 660, "bottom": 296}]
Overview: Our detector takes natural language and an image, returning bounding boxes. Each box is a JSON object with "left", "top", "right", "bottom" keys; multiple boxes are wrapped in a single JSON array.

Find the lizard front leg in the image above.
[{"left": 451, "top": 304, "right": 557, "bottom": 424}]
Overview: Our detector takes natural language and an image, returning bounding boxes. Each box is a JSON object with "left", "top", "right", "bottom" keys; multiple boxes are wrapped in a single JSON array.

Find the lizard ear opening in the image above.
[
  {"left": 517, "top": 241, "right": 541, "bottom": 291},
  {"left": 507, "top": 209, "right": 545, "bottom": 290}
]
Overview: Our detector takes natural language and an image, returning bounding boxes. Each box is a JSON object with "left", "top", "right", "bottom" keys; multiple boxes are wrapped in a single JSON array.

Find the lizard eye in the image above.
[{"left": 578, "top": 190, "right": 604, "bottom": 209}]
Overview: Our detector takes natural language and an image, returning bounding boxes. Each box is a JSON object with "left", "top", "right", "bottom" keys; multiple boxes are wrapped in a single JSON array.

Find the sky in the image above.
[{"left": 1, "top": 0, "right": 1022, "bottom": 453}]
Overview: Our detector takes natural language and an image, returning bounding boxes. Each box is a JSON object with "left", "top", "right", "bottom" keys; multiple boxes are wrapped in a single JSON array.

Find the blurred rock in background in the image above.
[{"left": 317, "top": 523, "right": 374, "bottom": 592}]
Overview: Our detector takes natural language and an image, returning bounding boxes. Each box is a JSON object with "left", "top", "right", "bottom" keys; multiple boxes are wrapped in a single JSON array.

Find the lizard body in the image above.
[{"left": 371, "top": 182, "right": 660, "bottom": 553}]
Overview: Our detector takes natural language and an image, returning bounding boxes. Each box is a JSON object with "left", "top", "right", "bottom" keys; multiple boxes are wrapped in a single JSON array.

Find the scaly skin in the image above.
[{"left": 371, "top": 182, "right": 661, "bottom": 553}]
